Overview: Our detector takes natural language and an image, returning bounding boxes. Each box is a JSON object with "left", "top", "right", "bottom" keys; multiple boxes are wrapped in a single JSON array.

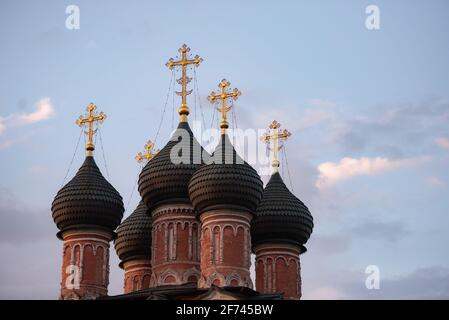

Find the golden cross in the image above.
[
  {"left": 166, "top": 44, "right": 203, "bottom": 122},
  {"left": 207, "top": 79, "right": 241, "bottom": 134},
  {"left": 75, "top": 103, "right": 106, "bottom": 156},
  {"left": 135, "top": 140, "right": 159, "bottom": 164},
  {"left": 260, "top": 120, "right": 291, "bottom": 172}
]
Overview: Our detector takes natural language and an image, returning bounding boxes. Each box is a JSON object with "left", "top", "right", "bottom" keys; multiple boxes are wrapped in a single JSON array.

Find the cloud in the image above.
[
  {"left": 351, "top": 219, "right": 408, "bottom": 243},
  {"left": 0, "top": 189, "right": 56, "bottom": 244},
  {"left": 426, "top": 176, "right": 445, "bottom": 188},
  {"left": 0, "top": 189, "right": 60, "bottom": 299},
  {"left": 316, "top": 156, "right": 431, "bottom": 189},
  {"left": 299, "top": 108, "right": 334, "bottom": 130},
  {"left": 0, "top": 97, "right": 54, "bottom": 135},
  {"left": 333, "top": 98, "right": 449, "bottom": 156},
  {"left": 308, "top": 234, "right": 352, "bottom": 255},
  {"left": 304, "top": 266, "right": 449, "bottom": 299},
  {"left": 435, "top": 137, "right": 449, "bottom": 150}
]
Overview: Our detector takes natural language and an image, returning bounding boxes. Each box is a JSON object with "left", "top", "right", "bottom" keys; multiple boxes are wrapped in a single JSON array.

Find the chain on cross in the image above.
[
  {"left": 135, "top": 140, "right": 159, "bottom": 164},
  {"left": 76, "top": 103, "right": 106, "bottom": 156},
  {"left": 166, "top": 44, "right": 203, "bottom": 122},
  {"left": 260, "top": 120, "right": 291, "bottom": 172},
  {"left": 207, "top": 79, "right": 241, "bottom": 134}
]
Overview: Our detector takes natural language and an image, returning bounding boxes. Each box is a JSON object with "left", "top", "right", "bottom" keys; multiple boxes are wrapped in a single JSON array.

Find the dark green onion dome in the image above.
[
  {"left": 114, "top": 200, "right": 152, "bottom": 268},
  {"left": 52, "top": 156, "right": 124, "bottom": 239},
  {"left": 251, "top": 172, "right": 313, "bottom": 253},
  {"left": 188, "top": 134, "right": 263, "bottom": 215},
  {"left": 138, "top": 121, "right": 205, "bottom": 209}
]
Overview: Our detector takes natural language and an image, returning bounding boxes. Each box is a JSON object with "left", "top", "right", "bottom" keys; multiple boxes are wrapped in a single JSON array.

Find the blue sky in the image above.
[{"left": 1, "top": 0, "right": 449, "bottom": 299}]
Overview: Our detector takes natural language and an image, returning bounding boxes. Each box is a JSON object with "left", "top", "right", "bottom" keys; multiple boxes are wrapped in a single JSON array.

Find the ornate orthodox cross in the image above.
[
  {"left": 166, "top": 44, "right": 203, "bottom": 122},
  {"left": 260, "top": 120, "right": 291, "bottom": 172},
  {"left": 207, "top": 79, "right": 241, "bottom": 134},
  {"left": 76, "top": 103, "right": 106, "bottom": 156},
  {"left": 135, "top": 140, "right": 159, "bottom": 164}
]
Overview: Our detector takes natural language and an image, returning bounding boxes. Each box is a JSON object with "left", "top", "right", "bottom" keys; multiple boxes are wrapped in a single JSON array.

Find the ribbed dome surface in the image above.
[
  {"left": 115, "top": 200, "right": 152, "bottom": 267},
  {"left": 188, "top": 134, "right": 263, "bottom": 215},
  {"left": 138, "top": 121, "right": 205, "bottom": 209},
  {"left": 251, "top": 172, "right": 313, "bottom": 251},
  {"left": 52, "top": 156, "right": 124, "bottom": 238}
]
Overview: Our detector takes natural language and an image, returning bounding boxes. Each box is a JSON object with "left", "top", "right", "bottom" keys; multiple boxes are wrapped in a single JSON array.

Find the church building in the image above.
[{"left": 51, "top": 45, "right": 314, "bottom": 300}]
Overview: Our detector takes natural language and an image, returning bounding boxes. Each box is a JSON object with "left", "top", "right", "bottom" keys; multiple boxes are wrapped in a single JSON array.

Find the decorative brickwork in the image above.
[
  {"left": 198, "top": 210, "right": 253, "bottom": 289},
  {"left": 254, "top": 243, "right": 302, "bottom": 299},
  {"left": 59, "top": 230, "right": 113, "bottom": 300},
  {"left": 123, "top": 260, "right": 152, "bottom": 293},
  {"left": 150, "top": 203, "right": 201, "bottom": 286}
]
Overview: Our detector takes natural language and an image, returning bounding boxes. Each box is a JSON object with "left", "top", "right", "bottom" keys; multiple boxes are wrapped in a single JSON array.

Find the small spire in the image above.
[
  {"left": 166, "top": 44, "right": 203, "bottom": 122},
  {"left": 135, "top": 140, "right": 159, "bottom": 164},
  {"left": 260, "top": 120, "right": 291, "bottom": 173},
  {"left": 75, "top": 103, "right": 106, "bottom": 156},
  {"left": 207, "top": 79, "right": 241, "bottom": 134}
]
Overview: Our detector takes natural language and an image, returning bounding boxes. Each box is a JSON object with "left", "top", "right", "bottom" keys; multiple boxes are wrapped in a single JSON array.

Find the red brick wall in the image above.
[
  {"left": 254, "top": 244, "right": 302, "bottom": 300},
  {"left": 59, "top": 230, "right": 112, "bottom": 300},
  {"left": 198, "top": 210, "right": 253, "bottom": 288},
  {"left": 150, "top": 204, "right": 201, "bottom": 286},
  {"left": 123, "top": 260, "right": 152, "bottom": 293}
]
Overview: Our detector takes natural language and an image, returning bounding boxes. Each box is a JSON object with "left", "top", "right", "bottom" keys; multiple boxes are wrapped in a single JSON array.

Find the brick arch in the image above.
[
  {"left": 124, "top": 275, "right": 131, "bottom": 292},
  {"left": 255, "top": 258, "right": 264, "bottom": 291},
  {"left": 71, "top": 243, "right": 82, "bottom": 264},
  {"left": 206, "top": 272, "right": 225, "bottom": 287},
  {"left": 212, "top": 226, "right": 221, "bottom": 264},
  {"left": 142, "top": 274, "right": 151, "bottom": 289},
  {"left": 182, "top": 267, "right": 200, "bottom": 283},
  {"left": 82, "top": 244, "right": 96, "bottom": 283},
  {"left": 275, "top": 256, "right": 288, "bottom": 266},
  {"left": 275, "top": 256, "right": 292, "bottom": 296},
  {"left": 223, "top": 225, "right": 245, "bottom": 266},
  {"left": 235, "top": 224, "right": 246, "bottom": 236},
  {"left": 201, "top": 225, "right": 212, "bottom": 265},
  {"left": 132, "top": 275, "right": 141, "bottom": 291},
  {"left": 159, "top": 269, "right": 180, "bottom": 285},
  {"left": 190, "top": 222, "right": 200, "bottom": 261},
  {"left": 167, "top": 222, "right": 176, "bottom": 260},
  {"left": 266, "top": 257, "right": 274, "bottom": 292},
  {"left": 287, "top": 257, "right": 298, "bottom": 267},
  {"left": 225, "top": 273, "right": 242, "bottom": 286},
  {"left": 95, "top": 245, "right": 105, "bottom": 284},
  {"left": 62, "top": 245, "right": 72, "bottom": 286}
]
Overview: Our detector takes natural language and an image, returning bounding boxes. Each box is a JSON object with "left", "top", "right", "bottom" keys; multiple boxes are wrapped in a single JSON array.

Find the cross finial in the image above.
[
  {"left": 166, "top": 44, "right": 203, "bottom": 122},
  {"left": 260, "top": 120, "right": 291, "bottom": 173},
  {"left": 135, "top": 140, "right": 159, "bottom": 164},
  {"left": 207, "top": 79, "right": 241, "bottom": 134},
  {"left": 75, "top": 103, "right": 106, "bottom": 156}
]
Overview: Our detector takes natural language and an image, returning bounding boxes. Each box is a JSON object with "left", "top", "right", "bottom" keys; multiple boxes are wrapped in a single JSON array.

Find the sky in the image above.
[{"left": 1, "top": 0, "right": 449, "bottom": 299}]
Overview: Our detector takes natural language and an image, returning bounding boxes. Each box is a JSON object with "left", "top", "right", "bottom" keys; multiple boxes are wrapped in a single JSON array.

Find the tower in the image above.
[
  {"left": 188, "top": 79, "right": 263, "bottom": 288},
  {"left": 252, "top": 120, "right": 314, "bottom": 299},
  {"left": 51, "top": 103, "right": 124, "bottom": 299},
  {"left": 138, "top": 45, "right": 205, "bottom": 286},
  {"left": 114, "top": 141, "right": 157, "bottom": 293},
  {"left": 115, "top": 200, "right": 152, "bottom": 293}
]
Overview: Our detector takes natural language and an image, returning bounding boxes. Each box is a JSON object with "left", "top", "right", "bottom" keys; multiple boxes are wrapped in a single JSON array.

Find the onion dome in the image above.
[
  {"left": 188, "top": 134, "right": 263, "bottom": 215},
  {"left": 251, "top": 172, "right": 313, "bottom": 252},
  {"left": 115, "top": 200, "right": 152, "bottom": 268},
  {"left": 52, "top": 156, "right": 125, "bottom": 239},
  {"left": 138, "top": 121, "right": 205, "bottom": 209}
]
